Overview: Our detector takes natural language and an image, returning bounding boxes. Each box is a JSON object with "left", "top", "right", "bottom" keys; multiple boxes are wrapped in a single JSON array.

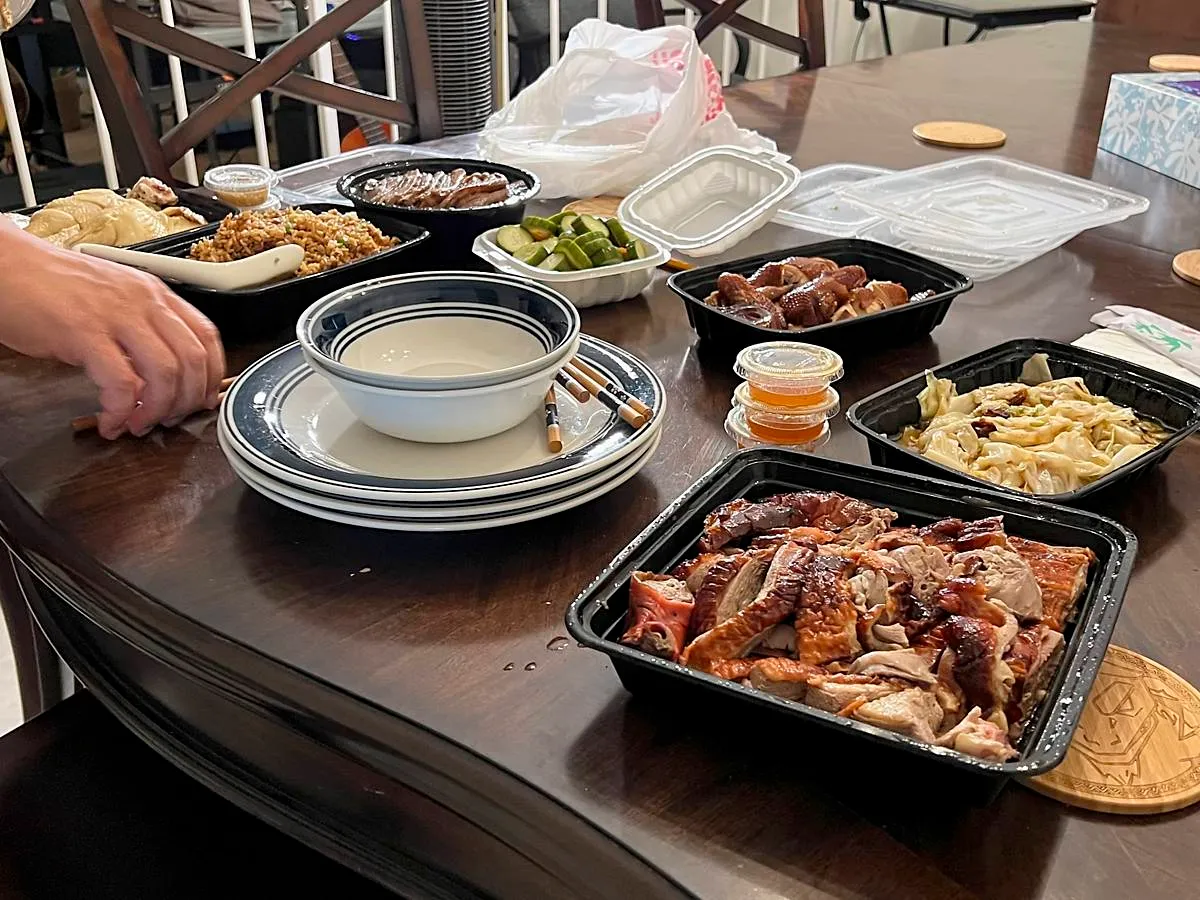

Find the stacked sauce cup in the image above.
[{"left": 725, "top": 342, "right": 844, "bottom": 450}]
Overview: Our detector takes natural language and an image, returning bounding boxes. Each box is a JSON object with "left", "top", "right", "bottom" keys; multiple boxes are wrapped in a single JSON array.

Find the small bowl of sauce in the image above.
[
  {"left": 734, "top": 341, "right": 843, "bottom": 408},
  {"left": 204, "top": 164, "right": 278, "bottom": 210}
]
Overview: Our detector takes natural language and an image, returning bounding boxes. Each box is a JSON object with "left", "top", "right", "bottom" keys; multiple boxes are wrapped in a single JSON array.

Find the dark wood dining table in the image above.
[{"left": 2, "top": 21, "right": 1199, "bottom": 900}]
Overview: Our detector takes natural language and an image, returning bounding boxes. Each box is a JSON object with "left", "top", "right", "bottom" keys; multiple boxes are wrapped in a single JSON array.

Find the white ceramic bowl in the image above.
[
  {"left": 306, "top": 337, "right": 579, "bottom": 443},
  {"left": 298, "top": 271, "right": 580, "bottom": 391}
]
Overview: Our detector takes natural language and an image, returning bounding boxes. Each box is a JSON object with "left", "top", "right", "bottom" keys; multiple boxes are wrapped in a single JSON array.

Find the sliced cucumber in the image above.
[
  {"left": 590, "top": 246, "right": 623, "bottom": 266},
  {"left": 626, "top": 238, "right": 648, "bottom": 260},
  {"left": 521, "top": 216, "right": 558, "bottom": 240},
  {"left": 539, "top": 237, "right": 559, "bottom": 253},
  {"left": 514, "top": 243, "right": 549, "bottom": 267},
  {"left": 572, "top": 214, "right": 609, "bottom": 238},
  {"left": 496, "top": 225, "right": 534, "bottom": 253},
  {"left": 537, "top": 251, "right": 572, "bottom": 272},
  {"left": 547, "top": 211, "right": 570, "bottom": 227},
  {"left": 574, "top": 232, "right": 611, "bottom": 255},
  {"left": 605, "top": 218, "right": 632, "bottom": 246},
  {"left": 555, "top": 237, "right": 594, "bottom": 270},
  {"left": 558, "top": 213, "right": 579, "bottom": 234}
]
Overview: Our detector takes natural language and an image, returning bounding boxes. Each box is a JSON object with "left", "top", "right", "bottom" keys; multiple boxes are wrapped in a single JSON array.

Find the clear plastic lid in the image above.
[
  {"left": 841, "top": 156, "right": 1149, "bottom": 248},
  {"left": 725, "top": 406, "right": 830, "bottom": 451},
  {"left": 617, "top": 146, "right": 802, "bottom": 256},
  {"left": 773, "top": 163, "right": 892, "bottom": 236},
  {"left": 734, "top": 341, "right": 844, "bottom": 392},
  {"left": 204, "top": 164, "right": 279, "bottom": 207},
  {"left": 733, "top": 382, "right": 840, "bottom": 424}
]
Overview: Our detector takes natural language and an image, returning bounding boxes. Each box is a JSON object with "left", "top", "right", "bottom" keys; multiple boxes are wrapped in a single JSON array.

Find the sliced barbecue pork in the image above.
[{"left": 620, "top": 573, "right": 694, "bottom": 661}]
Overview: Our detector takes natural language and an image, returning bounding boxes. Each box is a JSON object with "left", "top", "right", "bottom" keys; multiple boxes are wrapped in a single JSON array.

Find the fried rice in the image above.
[{"left": 188, "top": 208, "right": 398, "bottom": 277}]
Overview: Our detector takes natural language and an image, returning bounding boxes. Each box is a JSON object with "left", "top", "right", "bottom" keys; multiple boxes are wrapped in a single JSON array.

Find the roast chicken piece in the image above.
[
  {"left": 806, "top": 673, "right": 902, "bottom": 714},
  {"left": 851, "top": 688, "right": 944, "bottom": 742},
  {"left": 698, "top": 492, "right": 888, "bottom": 553},
  {"left": 1002, "top": 623, "right": 1064, "bottom": 735},
  {"left": 671, "top": 551, "right": 734, "bottom": 594},
  {"left": 689, "top": 549, "right": 774, "bottom": 640},
  {"left": 780, "top": 256, "right": 838, "bottom": 282},
  {"left": 936, "top": 707, "right": 1018, "bottom": 761},
  {"left": 620, "top": 573, "right": 694, "bottom": 661},
  {"left": 793, "top": 554, "right": 862, "bottom": 665},
  {"left": 1006, "top": 536, "right": 1094, "bottom": 629},
  {"left": 848, "top": 649, "right": 936, "bottom": 685},
  {"left": 705, "top": 658, "right": 757, "bottom": 681},
  {"left": 27, "top": 183, "right": 204, "bottom": 249},
  {"left": 942, "top": 614, "right": 1015, "bottom": 724},
  {"left": 748, "top": 657, "right": 822, "bottom": 700},
  {"left": 848, "top": 280, "right": 909, "bottom": 315},
  {"left": 952, "top": 546, "right": 1044, "bottom": 621},
  {"left": 70, "top": 202, "right": 173, "bottom": 248},
  {"left": 921, "top": 516, "right": 1009, "bottom": 553},
  {"left": 778, "top": 276, "right": 850, "bottom": 327},
  {"left": 125, "top": 176, "right": 178, "bottom": 208},
  {"left": 749, "top": 526, "right": 835, "bottom": 552},
  {"left": 682, "top": 541, "right": 815, "bottom": 668}
]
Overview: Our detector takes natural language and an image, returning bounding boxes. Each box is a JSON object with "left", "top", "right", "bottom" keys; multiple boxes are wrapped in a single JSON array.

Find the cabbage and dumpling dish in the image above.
[{"left": 898, "top": 357, "right": 1170, "bottom": 495}]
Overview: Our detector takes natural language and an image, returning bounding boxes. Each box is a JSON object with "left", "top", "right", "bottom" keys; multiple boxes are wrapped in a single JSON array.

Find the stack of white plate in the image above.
[{"left": 218, "top": 335, "right": 664, "bottom": 531}]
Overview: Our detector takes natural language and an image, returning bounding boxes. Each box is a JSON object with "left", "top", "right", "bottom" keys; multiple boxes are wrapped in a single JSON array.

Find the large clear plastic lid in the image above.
[
  {"left": 773, "top": 163, "right": 892, "bottom": 235},
  {"left": 734, "top": 341, "right": 844, "bottom": 391},
  {"left": 842, "top": 156, "right": 1150, "bottom": 247}
]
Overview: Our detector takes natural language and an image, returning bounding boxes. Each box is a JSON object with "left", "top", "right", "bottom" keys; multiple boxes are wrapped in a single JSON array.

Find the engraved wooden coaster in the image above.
[
  {"left": 912, "top": 121, "right": 1007, "bottom": 149},
  {"left": 1172, "top": 249, "right": 1200, "bottom": 287},
  {"left": 563, "top": 196, "right": 624, "bottom": 218},
  {"left": 1149, "top": 54, "right": 1200, "bottom": 73},
  {"left": 1025, "top": 646, "right": 1200, "bottom": 815}
]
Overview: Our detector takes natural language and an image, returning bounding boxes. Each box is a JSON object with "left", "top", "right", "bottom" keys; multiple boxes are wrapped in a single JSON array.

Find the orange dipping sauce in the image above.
[
  {"left": 745, "top": 418, "right": 827, "bottom": 444},
  {"left": 747, "top": 383, "right": 830, "bottom": 409}
]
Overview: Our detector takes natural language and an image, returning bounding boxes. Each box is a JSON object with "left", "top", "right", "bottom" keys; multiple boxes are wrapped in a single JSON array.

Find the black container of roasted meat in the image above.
[
  {"left": 131, "top": 203, "right": 429, "bottom": 342},
  {"left": 565, "top": 449, "right": 1135, "bottom": 802},
  {"left": 847, "top": 338, "right": 1200, "bottom": 506},
  {"left": 336, "top": 158, "right": 540, "bottom": 268},
  {"left": 668, "top": 238, "right": 973, "bottom": 357}
]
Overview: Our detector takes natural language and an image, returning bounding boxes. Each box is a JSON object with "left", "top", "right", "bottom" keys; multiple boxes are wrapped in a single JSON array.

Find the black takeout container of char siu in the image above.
[
  {"left": 131, "top": 203, "right": 429, "bottom": 342},
  {"left": 336, "top": 157, "right": 540, "bottom": 268},
  {"left": 847, "top": 338, "right": 1200, "bottom": 506},
  {"left": 668, "top": 238, "right": 973, "bottom": 357},
  {"left": 565, "top": 449, "right": 1135, "bottom": 802}
]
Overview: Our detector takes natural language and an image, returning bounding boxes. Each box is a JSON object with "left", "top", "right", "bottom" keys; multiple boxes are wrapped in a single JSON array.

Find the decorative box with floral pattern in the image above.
[{"left": 1099, "top": 72, "right": 1200, "bottom": 190}]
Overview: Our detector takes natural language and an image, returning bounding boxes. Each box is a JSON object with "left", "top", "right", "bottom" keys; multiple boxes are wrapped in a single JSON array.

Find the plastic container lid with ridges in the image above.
[
  {"left": 841, "top": 155, "right": 1149, "bottom": 248},
  {"left": 772, "top": 163, "right": 892, "bottom": 236},
  {"left": 617, "top": 146, "right": 802, "bottom": 257},
  {"left": 724, "top": 406, "right": 830, "bottom": 450},
  {"left": 734, "top": 341, "right": 844, "bottom": 392},
  {"left": 733, "top": 382, "right": 840, "bottom": 424}
]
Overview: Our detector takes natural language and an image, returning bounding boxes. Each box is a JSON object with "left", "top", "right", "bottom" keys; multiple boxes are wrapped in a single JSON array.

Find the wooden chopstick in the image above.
[
  {"left": 563, "top": 361, "right": 648, "bottom": 430},
  {"left": 71, "top": 375, "right": 236, "bottom": 434},
  {"left": 554, "top": 369, "right": 590, "bottom": 403},
  {"left": 545, "top": 387, "right": 563, "bottom": 453},
  {"left": 663, "top": 258, "right": 693, "bottom": 272},
  {"left": 568, "top": 356, "right": 654, "bottom": 420}
]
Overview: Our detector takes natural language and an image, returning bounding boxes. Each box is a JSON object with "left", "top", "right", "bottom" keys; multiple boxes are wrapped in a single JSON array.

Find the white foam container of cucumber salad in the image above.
[{"left": 471, "top": 226, "right": 670, "bottom": 308}]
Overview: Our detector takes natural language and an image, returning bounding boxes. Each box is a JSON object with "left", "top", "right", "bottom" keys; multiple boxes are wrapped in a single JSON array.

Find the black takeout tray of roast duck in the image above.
[
  {"left": 565, "top": 449, "right": 1134, "bottom": 801},
  {"left": 847, "top": 338, "right": 1200, "bottom": 506},
  {"left": 132, "top": 203, "right": 429, "bottom": 342},
  {"left": 335, "top": 157, "right": 540, "bottom": 268},
  {"left": 668, "top": 238, "right": 973, "bottom": 357}
]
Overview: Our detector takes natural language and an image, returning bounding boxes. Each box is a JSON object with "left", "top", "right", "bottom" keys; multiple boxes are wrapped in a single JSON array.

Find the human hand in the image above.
[{"left": 0, "top": 219, "right": 225, "bottom": 439}]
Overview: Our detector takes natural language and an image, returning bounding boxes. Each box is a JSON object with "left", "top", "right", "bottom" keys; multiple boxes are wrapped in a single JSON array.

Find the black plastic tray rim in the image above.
[
  {"left": 846, "top": 337, "right": 1200, "bottom": 503},
  {"left": 565, "top": 449, "right": 1136, "bottom": 778},
  {"left": 667, "top": 238, "right": 974, "bottom": 342}
]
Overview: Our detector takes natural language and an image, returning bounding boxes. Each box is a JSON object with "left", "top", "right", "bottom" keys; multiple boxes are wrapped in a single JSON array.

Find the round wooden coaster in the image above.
[
  {"left": 1025, "top": 646, "right": 1200, "bottom": 815},
  {"left": 1149, "top": 54, "right": 1200, "bottom": 73},
  {"left": 912, "top": 121, "right": 1007, "bottom": 149},
  {"left": 1172, "top": 249, "right": 1200, "bottom": 287},
  {"left": 563, "top": 196, "right": 624, "bottom": 218}
]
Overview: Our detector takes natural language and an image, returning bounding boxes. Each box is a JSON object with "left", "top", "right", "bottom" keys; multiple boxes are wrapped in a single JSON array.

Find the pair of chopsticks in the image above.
[
  {"left": 544, "top": 357, "right": 655, "bottom": 452},
  {"left": 70, "top": 375, "right": 236, "bottom": 434}
]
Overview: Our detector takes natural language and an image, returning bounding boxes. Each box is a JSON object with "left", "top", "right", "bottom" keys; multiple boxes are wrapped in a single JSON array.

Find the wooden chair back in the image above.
[
  {"left": 633, "top": 0, "right": 827, "bottom": 69},
  {"left": 65, "top": 0, "right": 443, "bottom": 184},
  {"left": 1096, "top": 0, "right": 1200, "bottom": 39}
]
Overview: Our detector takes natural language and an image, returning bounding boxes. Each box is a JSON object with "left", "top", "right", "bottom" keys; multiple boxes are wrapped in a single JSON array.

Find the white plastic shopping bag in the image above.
[{"left": 478, "top": 20, "right": 775, "bottom": 198}]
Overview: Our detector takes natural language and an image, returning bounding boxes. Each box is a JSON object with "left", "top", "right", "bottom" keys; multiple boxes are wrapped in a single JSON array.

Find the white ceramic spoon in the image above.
[{"left": 77, "top": 242, "right": 305, "bottom": 290}]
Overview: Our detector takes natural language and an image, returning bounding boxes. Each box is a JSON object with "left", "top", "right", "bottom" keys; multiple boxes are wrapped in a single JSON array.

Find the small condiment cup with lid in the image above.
[
  {"left": 731, "top": 382, "right": 839, "bottom": 446},
  {"left": 724, "top": 405, "right": 831, "bottom": 451},
  {"left": 204, "top": 164, "right": 279, "bottom": 210},
  {"left": 733, "top": 341, "right": 844, "bottom": 408}
]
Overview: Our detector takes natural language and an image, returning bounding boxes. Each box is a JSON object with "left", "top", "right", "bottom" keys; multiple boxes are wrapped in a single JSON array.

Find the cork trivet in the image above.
[
  {"left": 1172, "top": 249, "right": 1200, "bottom": 287},
  {"left": 1025, "top": 646, "right": 1200, "bottom": 815},
  {"left": 563, "top": 196, "right": 624, "bottom": 218},
  {"left": 912, "top": 121, "right": 1007, "bottom": 149},
  {"left": 1149, "top": 54, "right": 1200, "bottom": 73}
]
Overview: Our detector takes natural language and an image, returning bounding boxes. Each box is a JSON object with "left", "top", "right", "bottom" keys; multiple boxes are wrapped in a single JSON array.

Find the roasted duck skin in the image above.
[
  {"left": 620, "top": 573, "right": 695, "bottom": 661},
  {"left": 1006, "top": 536, "right": 1094, "bottom": 629},
  {"left": 699, "top": 492, "right": 883, "bottom": 552},
  {"left": 689, "top": 549, "right": 774, "bottom": 640},
  {"left": 794, "top": 554, "right": 862, "bottom": 665}
]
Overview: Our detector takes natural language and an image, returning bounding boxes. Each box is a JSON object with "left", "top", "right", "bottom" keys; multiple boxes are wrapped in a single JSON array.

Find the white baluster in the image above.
[
  {"left": 549, "top": 0, "right": 560, "bottom": 65},
  {"left": 755, "top": 0, "right": 771, "bottom": 80},
  {"left": 597, "top": 0, "right": 607, "bottom": 21},
  {"left": 0, "top": 41, "right": 34, "bottom": 206},
  {"left": 382, "top": 0, "right": 400, "bottom": 140},
  {"left": 159, "top": 0, "right": 199, "bottom": 183},
  {"left": 721, "top": 28, "right": 735, "bottom": 86},
  {"left": 235, "top": 0, "right": 271, "bottom": 164},
  {"left": 497, "top": 0, "right": 511, "bottom": 106},
  {"left": 684, "top": 8, "right": 696, "bottom": 28},
  {"left": 86, "top": 73, "right": 118, "bottom": 189},
  {"left": 308, "top": 0, "right": 341, "bottom": 158}
]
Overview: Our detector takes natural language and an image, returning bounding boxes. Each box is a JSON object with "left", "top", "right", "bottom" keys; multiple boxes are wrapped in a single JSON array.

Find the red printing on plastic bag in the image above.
[{"left": 647, "top": 48, "right": 726, "bottom": 123}]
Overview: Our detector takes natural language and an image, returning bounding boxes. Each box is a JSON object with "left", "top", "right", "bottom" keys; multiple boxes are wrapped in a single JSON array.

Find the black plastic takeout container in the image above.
[
  {"left": 847, "top": 338, "right": 1200, "bottom": 505},
  {"left": 565, "top": 449, "right": 1136, "bottom": 802},
  {"left": 667, "top": 238, "right": 973, "bottom": 356},
  {"left": 336, "top": 157, "right": 540, "bottom": 268},
  {"left": 132, "top": 203, "right": 429, "bottom": 342}
]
